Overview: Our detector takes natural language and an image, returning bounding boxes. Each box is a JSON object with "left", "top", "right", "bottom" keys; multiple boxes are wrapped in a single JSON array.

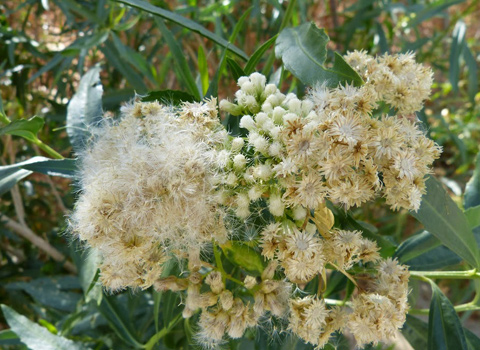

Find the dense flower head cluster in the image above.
[
  {"left": 220, "top": 60, "right": 441, "bottom": 213},
  {"left": 71, "top": 51, "right": 439, "bottom": 349},
  {"left": 70, "top": 99, "right": 228, "bottom": 290}
]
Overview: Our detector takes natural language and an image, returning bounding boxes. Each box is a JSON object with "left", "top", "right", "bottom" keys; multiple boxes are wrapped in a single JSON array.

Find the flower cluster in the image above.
[
  {"left": 71, "top": 51, "right": 438, "bottom": 349},
  {"left": 220, "top": 62, "right": 441, "bottom": 213},
  {"left": 70, "top": 99, "right": 228, "bottom": 290}
]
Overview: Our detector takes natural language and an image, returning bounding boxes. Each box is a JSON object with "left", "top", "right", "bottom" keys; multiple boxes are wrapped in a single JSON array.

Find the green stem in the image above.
[
  {"left": 409, "top": 302, "right": 480, "bottom": 316},
  {"left": 324, "top": 298, "right": 352, "bottom": 308},
  {"left": 262, "top": 0, "right": 297, "bottom": 75},
  {"left": 33, "top": 139, "right": 64, "bottom": 159},
  {"left": 410, "top": 269, "right": 480, "bottom": 280},
  {"left": 213, "top": 242, "right": 226, "bottom": 283},
  {"left": 143, "top": 313, "right": 183, "bottom": 350}
]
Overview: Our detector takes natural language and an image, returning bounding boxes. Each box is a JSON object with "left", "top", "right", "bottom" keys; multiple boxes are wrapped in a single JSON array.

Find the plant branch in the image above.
[
  {"left": 409, "top": 302, "right": 480, "bottom": 315},
  {"left": 144, "top": 312, "right": 183, "bottom": 350},
  {"left": 410, "top": 269, "right": 480, "bottom": 280},
  {"left": 0, "top": 214, "right": 77, "bottom": 273}
]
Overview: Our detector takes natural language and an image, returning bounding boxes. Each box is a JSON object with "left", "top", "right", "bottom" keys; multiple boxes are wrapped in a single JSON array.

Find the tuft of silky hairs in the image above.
[{"left": 70, "top": 98, "right": 228, "bottom": 291}]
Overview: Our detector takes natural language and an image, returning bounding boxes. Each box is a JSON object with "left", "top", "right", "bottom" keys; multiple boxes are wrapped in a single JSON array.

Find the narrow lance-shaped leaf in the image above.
[
  {"left": 0, "top": 156, "right": 49, "bottom": 196},
  {"left": 394, "top": 230, "right": 462, "bottom": 271},
  {"left": 1, "top": 305, "right": 91, "bottom": 350},
  {"left": 411, "top": 176, "right": 480, "bottom": 268},
  {"left": 403, "top": 315, "right": 428, "bottom": 349},
  {"left": 465, "top": 152, "right": 480, "bottom": 209},
  {"left": 428, "top": 281, "right": 468, "bottom": 350},
  {"left": 112, "top": 0, "right": 248, "bottom": 60},
  {"left": 244, "top": 35, "right": 278, "bottom": 75},
  {"left": 449, "top": 20, "right": 466, "bottom": 93},
  {"left": 66, "top": 65, "right": 103, "bottom": 152},
  {"left": 21, "top": 158, "right": 77, "bottom": 178},
  {"left": 226, "top": 57, "right": 246, "bottom": 82},
  {"left": 156, "top": 19, "right": 201, "bottom": 101},
  {"left": 275, "top": 22, "right": 363, "bottom": 88}
]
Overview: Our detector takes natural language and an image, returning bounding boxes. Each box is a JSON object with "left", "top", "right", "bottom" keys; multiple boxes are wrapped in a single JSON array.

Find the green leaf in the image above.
[
  {"left": 408, "top": 0, "right": 464, "bottom": 27},
  {"left": 403, "top": 315, "right": 428, "bottom": 349},
  {"left": 198, "top": 46, "right": 209, "bottom": 96},
  {"left": 66, "top": 65, "right": 103, "bottom": 152},
  {"left": 465, "top": 153, "right": 480, "bottom": 210},
  {"left": 465, "top": 205, "right": 480, "bottom": 229},
  {"left": 21, "top": 158, "right": 77, "bottom": 178},
  {"left": 141, "top": 90, "right": 198, "bottom": 105},
  {"left": 221, "top": 241, "right": 265, "bottom": 275},
  {"left": 113, "top": 0, "right": 248, "bottom": 60},
  {"left": 6, "top": 278, "right": 81, "bottom": 312},
  {"left": 228, "top": 7, "right": 252, "bottom": 42},
  {"left": 449, "top": 20, "right": 466, "bottom": 93},
  {"left": 101, "top": 42, "right": 147, "bottom": 91},
  {"left": 1, "top": 305, "right": 91, "bottom": 350},
  {"left": 206, "top": 48, "right": 228, "bottom": 98},
  {"left": 411, "top": 176, "right": 480, "bottom": 268},
  {"left": 98, "top": 295, "right": 144, "bottom": 349},
  {"left": 226, "top": 57, "right": 246, "bottom": 82},
  {"left": 78, "top": 248, "right": 102, "bottom": 303},
  {"left": 0, "top": 156, "right": 49, "bottom": 196},
  {"left": 156, "top": 19, "right": 201, "bottom": 101},
  {"left": 323, "top": 271, "right": 347, "bottom": 297},
  {"left": 27, "top": 54, "right": 63, "bottom": 84},
  {"left": 463, "top": 44, "right": 479, "bottom": 103},
  {"left": 465, "top": 327, "right": 480, "bottom": 350},
  {"left": 244, "top": 35, "right": 278, "bottom": 75},
  {"left": 275, "top": 23, "right": 363, "bottom": 88},
  {"left": 0, "top": 329, "right": 20, "bottom": 346},
  {"left": 0, "top": 116, "right": 44, "bottom": 142},
  {"left": 0, "top": 93, "right": 6, "bottom": 119},
  {"left": 428, "top": 282, "right": 468, "bottom": 350},
  {"left": 395, "top": 231, "right": 461, "bottom": 270}
]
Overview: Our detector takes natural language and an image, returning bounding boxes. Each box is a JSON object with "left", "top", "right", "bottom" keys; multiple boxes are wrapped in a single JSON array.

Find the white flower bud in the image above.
[
  {"left": 249, "top": 72, "right": 266, "bottom": 90},
  {"left": 216, "top": 150, "right": 230, "bottom": 168},
  {"left": 243, "top": 167, "right": 255, "bottom": 183},
  {"left": 244, "top": 276, "right": 257, "bottom": 289},
  {"left": 270, "top": 126, "right": 282, "bottom": 140},
  {"left": 253, "top": 164, "right": 272, "bottom": 180},
  {"left": 248, "top": 185, "right": 263, "bottom": 201},
  {"left": 269, "top": 193, "right": 284, "bottom": 217},
  {"left": 255, "top": 112, "right": 269, "bottom": 127},
  {"left": 264, "top": 84, "right": 278, "bottom": 96},
  {"left": 292, "top": 205, "right": 307, "bottom": 221},
  {"left": 265, "top": 94, "right": 280, "bottom": 106},
  {"left": 261, "top": 120, "right": 275, "bottom": 133},
  {"left": 239, "top": 115, "right": 256, "bottom": 131},
  {"left": 233, "top": 154, "right": 247, "bottom": 170},
  {"left": 231, "top": 137, "right": 245, "bottom": 153},
  {"left": 237, "top": 76, "right": 249, "bottom": 88},
  {"left": 251, "top": 134, "right": 269, "bottom": 155},
  {"left": 272, "top": 107, "right": 286, "bottom": 124},
  {"left": 261, "top": 102, "right": 273, "bottom": 113},
  {"left": 301, "top": 99, "right": 314, "bottom": 115},
  {"left": 241, "top": 81, "right": 256, "bottom": 95},
  {"left": 226, "top": 172, "right": 238, "bottom": 186},
  {"left": 244, "top": 95, "right": 259, "bottom": 111},
  {"left": 268, "top": 141, "right": 283, "bottom": 157},
  {"left": 287, "top": 98, "right": 302, "bottom": 114},
  {"left": 219, "top": 99, "right": 243, "bottom": 116}
]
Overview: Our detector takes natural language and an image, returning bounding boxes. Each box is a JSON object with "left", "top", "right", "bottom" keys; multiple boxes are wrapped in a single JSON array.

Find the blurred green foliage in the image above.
[{"left": 0, "top": 0, "right": 479, "bottom": 349}]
